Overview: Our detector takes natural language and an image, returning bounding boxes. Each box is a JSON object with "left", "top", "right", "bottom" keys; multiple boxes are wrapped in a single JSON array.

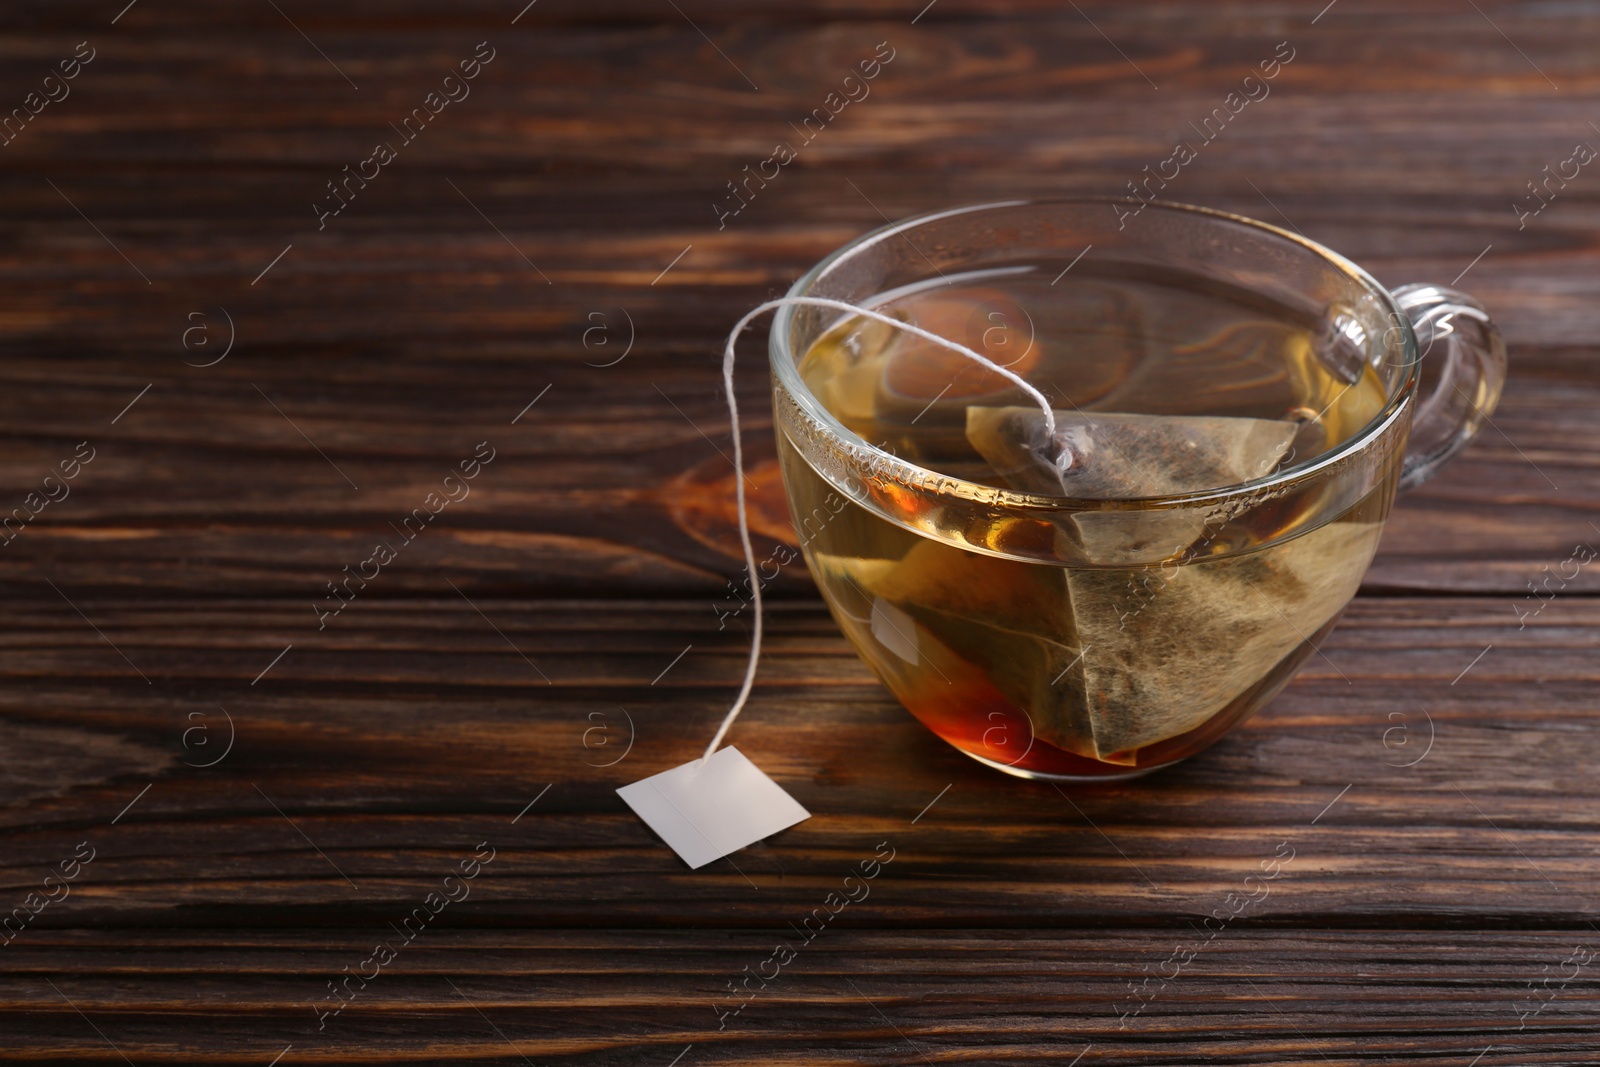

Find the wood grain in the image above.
[
  {"left": 0, "top": 597, "right": 1594, "bottom": 925},
  {"left": 3, "top": 930, "right": 1597, "bottom": 1064}
]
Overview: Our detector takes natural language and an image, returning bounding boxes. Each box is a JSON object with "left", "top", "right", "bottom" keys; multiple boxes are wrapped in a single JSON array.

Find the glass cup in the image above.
[{"left": 769, "top": 199, "right": 1505, "bottom": 780}]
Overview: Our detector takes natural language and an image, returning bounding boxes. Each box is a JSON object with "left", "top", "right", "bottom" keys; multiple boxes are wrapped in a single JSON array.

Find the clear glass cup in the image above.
[{"left": 769, "top": 199, "right": 1505, "bottom": 780}]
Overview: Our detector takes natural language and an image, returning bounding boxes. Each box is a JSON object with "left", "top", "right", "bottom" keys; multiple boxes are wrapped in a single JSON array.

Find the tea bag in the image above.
[
  {"left": 965, "top": 406, "right": 1300, "bottom": 500},
  {"left": 825, "top": 515, "right": 1379, "bottom": 763},
  {"left": 965, "top": 406, "right": 1300, "bottom": 563},
  {"left": 1064, "top": 519, "right": 1380, "bottom": 757},
  {"left": 957, "top": 403, "right": 1372, "bottom": 758},
  {"left": 813, "top": 404, "right": 1373, "bottom": 764}
]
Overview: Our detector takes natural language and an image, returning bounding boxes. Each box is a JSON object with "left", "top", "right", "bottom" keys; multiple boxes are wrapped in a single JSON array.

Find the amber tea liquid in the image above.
[{"left": 777, "top": 266, "right": 1395, "bottom": 777}]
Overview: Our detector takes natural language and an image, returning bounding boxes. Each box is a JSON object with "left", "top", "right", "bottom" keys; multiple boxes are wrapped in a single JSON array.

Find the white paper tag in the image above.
[{"left": 617, "top": 746, "right": 810, "bottom": 869}]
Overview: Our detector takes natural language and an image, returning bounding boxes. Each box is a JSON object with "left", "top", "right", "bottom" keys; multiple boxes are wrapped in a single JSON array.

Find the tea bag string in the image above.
[{"left": 700, "top": 295, "right": 1058, "bottom": 767}]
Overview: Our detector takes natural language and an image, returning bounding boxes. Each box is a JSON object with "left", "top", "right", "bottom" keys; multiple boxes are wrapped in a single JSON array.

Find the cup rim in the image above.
[{"left": 770, "top": 197, "right": 1420, "bottom": 511}]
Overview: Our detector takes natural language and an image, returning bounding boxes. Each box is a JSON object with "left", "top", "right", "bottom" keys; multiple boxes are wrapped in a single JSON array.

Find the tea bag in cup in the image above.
[
  {"left": 964, "top": 406, "right": 1300, "bottom": 500},
  {"left": 965, "top": 405, "right": 1300, "bottom": 561},
  {"left": 957, "top": 403, "right": 1375, "bottom": 759},
  {"left": 1057, "top": 518, "right": 1380, "bottom": 758}
]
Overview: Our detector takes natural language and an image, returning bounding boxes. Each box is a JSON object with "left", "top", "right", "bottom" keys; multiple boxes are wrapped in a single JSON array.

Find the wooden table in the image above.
[{"left": 2, "top": 1, "right": 1596, "bottom": 1062}]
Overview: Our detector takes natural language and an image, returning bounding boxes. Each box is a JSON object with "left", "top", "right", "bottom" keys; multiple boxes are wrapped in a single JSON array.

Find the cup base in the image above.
[{"left": 959, "top": 745, "right": 1183, "bottom": 782}]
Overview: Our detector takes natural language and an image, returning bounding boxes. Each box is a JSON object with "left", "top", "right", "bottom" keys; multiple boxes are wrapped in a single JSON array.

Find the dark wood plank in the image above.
[
  {"left": 0, "top": 596, "right": 1594, "bottom": 928},
  {"left": 0, "top": 339, "right": 1588, "bottom": 597},
  {"left": 0, "top": 930, "right": 1595, "bottom": 1064},
  {"left": 0, "top": 6, "right": 1594, "bottom": 598}
]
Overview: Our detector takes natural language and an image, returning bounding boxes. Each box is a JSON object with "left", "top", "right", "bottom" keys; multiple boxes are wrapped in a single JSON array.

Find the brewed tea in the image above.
[{"left": 777, "top": 268, "right": 1393, "bottom": 776}]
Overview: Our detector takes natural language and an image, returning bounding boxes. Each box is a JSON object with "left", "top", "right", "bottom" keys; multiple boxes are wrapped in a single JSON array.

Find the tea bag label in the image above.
[{"left": 617, "top": 747, "right": 810, "bottom": 869}]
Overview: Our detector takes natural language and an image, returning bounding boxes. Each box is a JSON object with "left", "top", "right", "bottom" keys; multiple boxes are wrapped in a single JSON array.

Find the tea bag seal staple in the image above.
[
  {"left": 616, "top": 747, "right": 811, "bottom": 869},
  {"left": 618, "top": 295, "right": 1061, "bottom": 863}
]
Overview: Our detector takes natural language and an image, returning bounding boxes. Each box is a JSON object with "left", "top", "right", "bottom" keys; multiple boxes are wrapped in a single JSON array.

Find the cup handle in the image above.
[{"left": 1390, "top": 282, "right": 1508, "bottom": 492}]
